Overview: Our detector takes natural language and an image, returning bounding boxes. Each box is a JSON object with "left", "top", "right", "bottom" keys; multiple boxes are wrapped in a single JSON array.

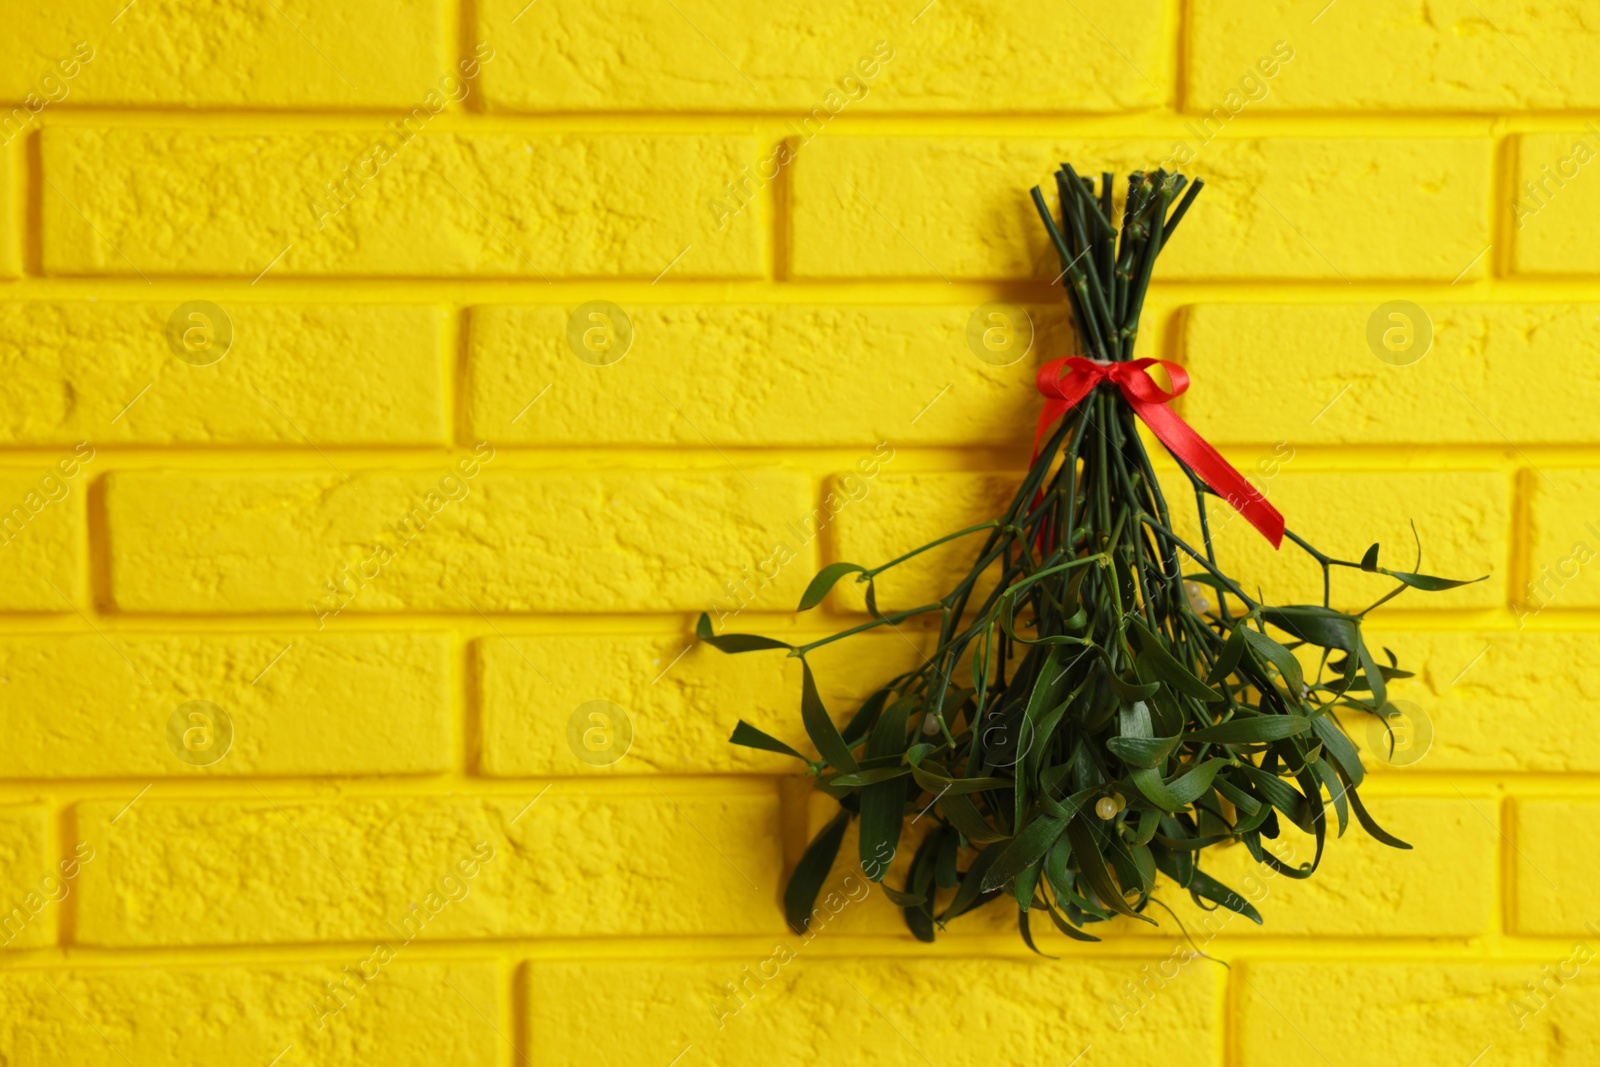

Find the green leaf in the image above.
[
  {"left": 1378, "top": 567, "right": 1484, "bottom": 591},
  {"left": 1355, "top": 635, "right": 1387, "bottom": 710},
  {"left": 831, "top": 766, "right": 912, "bottom": 787},
  {"left": 1260, "top": 606, "right": 1359, "bottom": 652},
  {"left": 1128, "top": 617, "right": 1222, "bottom": 702},
  {"left": 1120, "top": 699, "right": 1154, "bottom": 739},
  {"left": 864, "top": 577, "right": 883, "bottom": 619},
  {"left": 1106, "top": 734, "right": 1182, "bottom": 769},
  {"left": 1239, "top": 624, "right": 1304, "bottom": 697},
  {"left": 1310, "top": 715, "right": 1365, "bottom": 788},
  {"left": 696, "top": 614, "right": 793, "bottom": 654},
  {"left": 866, "top": 694, "right": 910, "bottom": 760},
  {"left": 800, "top": 660, "right": 858, "bottom": 773},
  {"left": 1205, "top": 625, "right": 1246, "bottom": 685},
  {"left": 784, "top": 810, "right": 850, "bottom": 935},
  {"left": 1130, "top": 808, "right": 1161, "bottom": 846},
  {"left": 1185, "top": 867, "right": 1263, "bottom": 923},
  {"left": 935, "top": 829, "right": 959, "bottom": 888},
  {"left": 1360, "top": 543, "right": 1380, "bottom": 572},
  {"left": 841, "top": 688, "right": 890, "bottom": 746},
  {"left": 798, "top": 562, "right": 866, "bottom": 611},
  {"left": 1229, "top": 763, "right": 1314, "bottom": 833},
  {"left": 1127, "top": 841, "right": 1158, "bottom": 893},
  {"left": 1041, "top": 896, "right": 1102, "bottom": 941},
  {"left": 980, "top": 815, "right": 1068, "bottom": 892},
  {"left": 1348, "top": 785, "right": 1412, "bottom": 849},
  {"left": 879, "top": 884, "right": 925, "bottom": 907},
  {"left": 939, "top": 791, "right": 1007, "bottom": 843},
  {"left": 1038, "top": 779, "right": 1097, "bottom": 823},
  {"left": 728, "top": 720, "right": 806, "bottom": 761},
  {"left": 1154, "top": 832, "right": 1234, "bottom": 851},
  {"left": 906, "top": 747, "right": 1014, "bottom": 796},
  {"left": 1042, "top": 834, "right": 1080, "bottom": 904},
  {"left": 1210, "top": 774, "right": 1262, "bottom": 816},
  {"left": 1024, "top": 645, "right": 1075, "bottom": 729},
  {"left": 857, "top": 696, "right": 911, "bottom": 876},
  {"left": 1130, "top": 758, "right": 1227, "bottom": 811},
  {"left": 1014, "top": 860, "right": 1042, "bottom": 914},
  {"left": 909, "top": 764, "right": 1014, "bottom": 797},
  {"left": 1109, "top": 671, "right": 1161, "bottom": 703},
  {"left": 1308, "top": 756, "right": 1348, "bottom": 836},
  {"left": 1187, "top": 715, "right": 1311, "bottom": 744},
  {"left": 1017, "top": 906, "right": 1055, "bottom": 955},
  {"left": 1064, "top": 817, "right": 1155, "bottom": 924},
  {"left": 902, "top": 835, "right": 939, "bottom": 942},
  {"left": 938, "top": 843, "right": 1005, "bottom": 923}
]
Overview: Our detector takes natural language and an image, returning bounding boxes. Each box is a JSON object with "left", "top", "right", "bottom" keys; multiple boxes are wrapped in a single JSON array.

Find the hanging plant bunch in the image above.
[{"left": 699, "top": 166, "right": 1480, "bottom": 947}]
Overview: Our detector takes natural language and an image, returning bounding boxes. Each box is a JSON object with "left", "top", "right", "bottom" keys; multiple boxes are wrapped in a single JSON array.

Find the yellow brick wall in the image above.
[{"left": 0, "top": 2, "right": 1597, "bottom": 1064}]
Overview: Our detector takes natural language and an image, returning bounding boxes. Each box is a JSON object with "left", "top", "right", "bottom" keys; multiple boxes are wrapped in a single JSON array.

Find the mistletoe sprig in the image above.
[{"left": 699, "top": 167, "right": 1481, "bottom": 947}]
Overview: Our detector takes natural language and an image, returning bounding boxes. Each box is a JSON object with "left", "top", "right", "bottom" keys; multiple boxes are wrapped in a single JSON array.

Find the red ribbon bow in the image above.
[{"left": 1035, "top": 356, "right": 1284, "bottom": 549}]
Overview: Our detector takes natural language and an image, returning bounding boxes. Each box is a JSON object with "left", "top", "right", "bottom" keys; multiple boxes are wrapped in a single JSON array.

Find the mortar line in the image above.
[
  {"left": 1507, "top": 468, "right": 1534, "bottom": 614},
  {"left": 1486, "top": 131, "right": 1512, "bottom": 280},
  {"left": 448, "top": 304, "right": 469, "bottom": 449},
  {"left": 1171, "top": 0, "right": 1190, "bottom": 113},
  {"left": 1500, "top": 794, "right": 1519, "bottom": 941}
]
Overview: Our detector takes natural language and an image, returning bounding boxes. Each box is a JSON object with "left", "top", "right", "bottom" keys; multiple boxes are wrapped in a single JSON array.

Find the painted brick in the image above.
[
  {"left": 1181, "top": 304, "right": 1600, "bottom": 445},
  {"left": 0, "top": 962, "right": 499, "bottom": 1065},
  {"left": 1526, "top": 470, "right": 1600, "bottom": 607},
  {"left": 525, "top": 956, "right": 1219, "bottom": 1067},
  {"left": 1341, "top": 631, "right": 1600, "bottom": 773},
  {"left": 790, "top": 137, "right": 1489, "bottom": 281},
  {"left": 1239, "top": 962, "right": 1600, "bottom": 1067},
  {"left": 0, "top": 468, "right": 86, "bottom": 611},
  {"left": 1169, "top": 468, "right": 1508, "bottom": 611},
  {"left": 0, "top": 302, "right": 446, "bottom": 444},
  {"left": 6, "top": 0, "right": 1600, "bottom": 1058},
  {"left": 1188, "top": 1, "right": 1600, "bottom": 111},
  {"left": 0, "top": 634, "right": 451, "bottom": 777},
  {"left": 39, "top": 129, "right": 764, "bottom": 279},
  {"left": 830, "top": 471, "right": 1018, "bottom": 612},
  {"left": 74, "top": 789, "right": 783, "bottom": 946},
  {"left": 1511, "top": 133, "right": 1600, "bottom": 274},
  {"left": 1511, "top": 799, "right": 1600, "bottom": 937},
  {"left": 477, "top": 632, "right": 926, "bottom": 776},
  {"left": 478, "top": 0, "right": 1167, "bottom": 113},
  {"left": 102, "top": 467, "right": 813, "bottom": 614},
  {"left": 467, "top": 304, "right": 1065, "bottom": 446},
  {"left": 0, "top": 804, "right": 54, "bottom": 950},
  {"left": 1, "top": 1, "right": 449, "bottom": 109}
]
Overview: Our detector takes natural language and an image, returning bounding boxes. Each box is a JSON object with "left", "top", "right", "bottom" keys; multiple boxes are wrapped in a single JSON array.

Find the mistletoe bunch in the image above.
[{"left": 700, "top": 167, "right": 1478, "bottom": 946}]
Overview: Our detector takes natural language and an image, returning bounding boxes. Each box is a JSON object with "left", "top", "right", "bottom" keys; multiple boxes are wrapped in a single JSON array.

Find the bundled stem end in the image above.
[{"left": 703, "top": 167, "right": 1481, "bottom": 947}]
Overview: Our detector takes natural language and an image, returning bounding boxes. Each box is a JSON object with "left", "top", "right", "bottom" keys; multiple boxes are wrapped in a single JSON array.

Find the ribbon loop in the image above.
[{"left": 1033, "top": 356, "right": 1284, "bottom": 549}]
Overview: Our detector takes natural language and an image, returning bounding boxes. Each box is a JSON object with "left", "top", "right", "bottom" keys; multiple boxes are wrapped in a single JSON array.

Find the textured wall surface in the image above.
[{"left": 1, "top": 1, "right": 1597, "bottom": 1064}]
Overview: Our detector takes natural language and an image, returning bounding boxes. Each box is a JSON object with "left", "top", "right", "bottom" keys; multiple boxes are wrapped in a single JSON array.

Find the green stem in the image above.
[
  {"left": 865, "top": 521, "right": 1000, "bottom": 578},
  {"left": 791, "top": 603, "right": 943, "bottom": 656}
]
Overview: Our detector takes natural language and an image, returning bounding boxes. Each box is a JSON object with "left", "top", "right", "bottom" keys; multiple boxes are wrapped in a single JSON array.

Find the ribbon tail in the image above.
[{"left": 1131, "top": 401, "right": 1286, "bottom": 549}]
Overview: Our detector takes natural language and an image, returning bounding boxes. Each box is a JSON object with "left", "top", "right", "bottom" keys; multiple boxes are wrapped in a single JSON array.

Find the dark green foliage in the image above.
[{"left": 707, "top": 168, "right": 1482, "bottom": 947}]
